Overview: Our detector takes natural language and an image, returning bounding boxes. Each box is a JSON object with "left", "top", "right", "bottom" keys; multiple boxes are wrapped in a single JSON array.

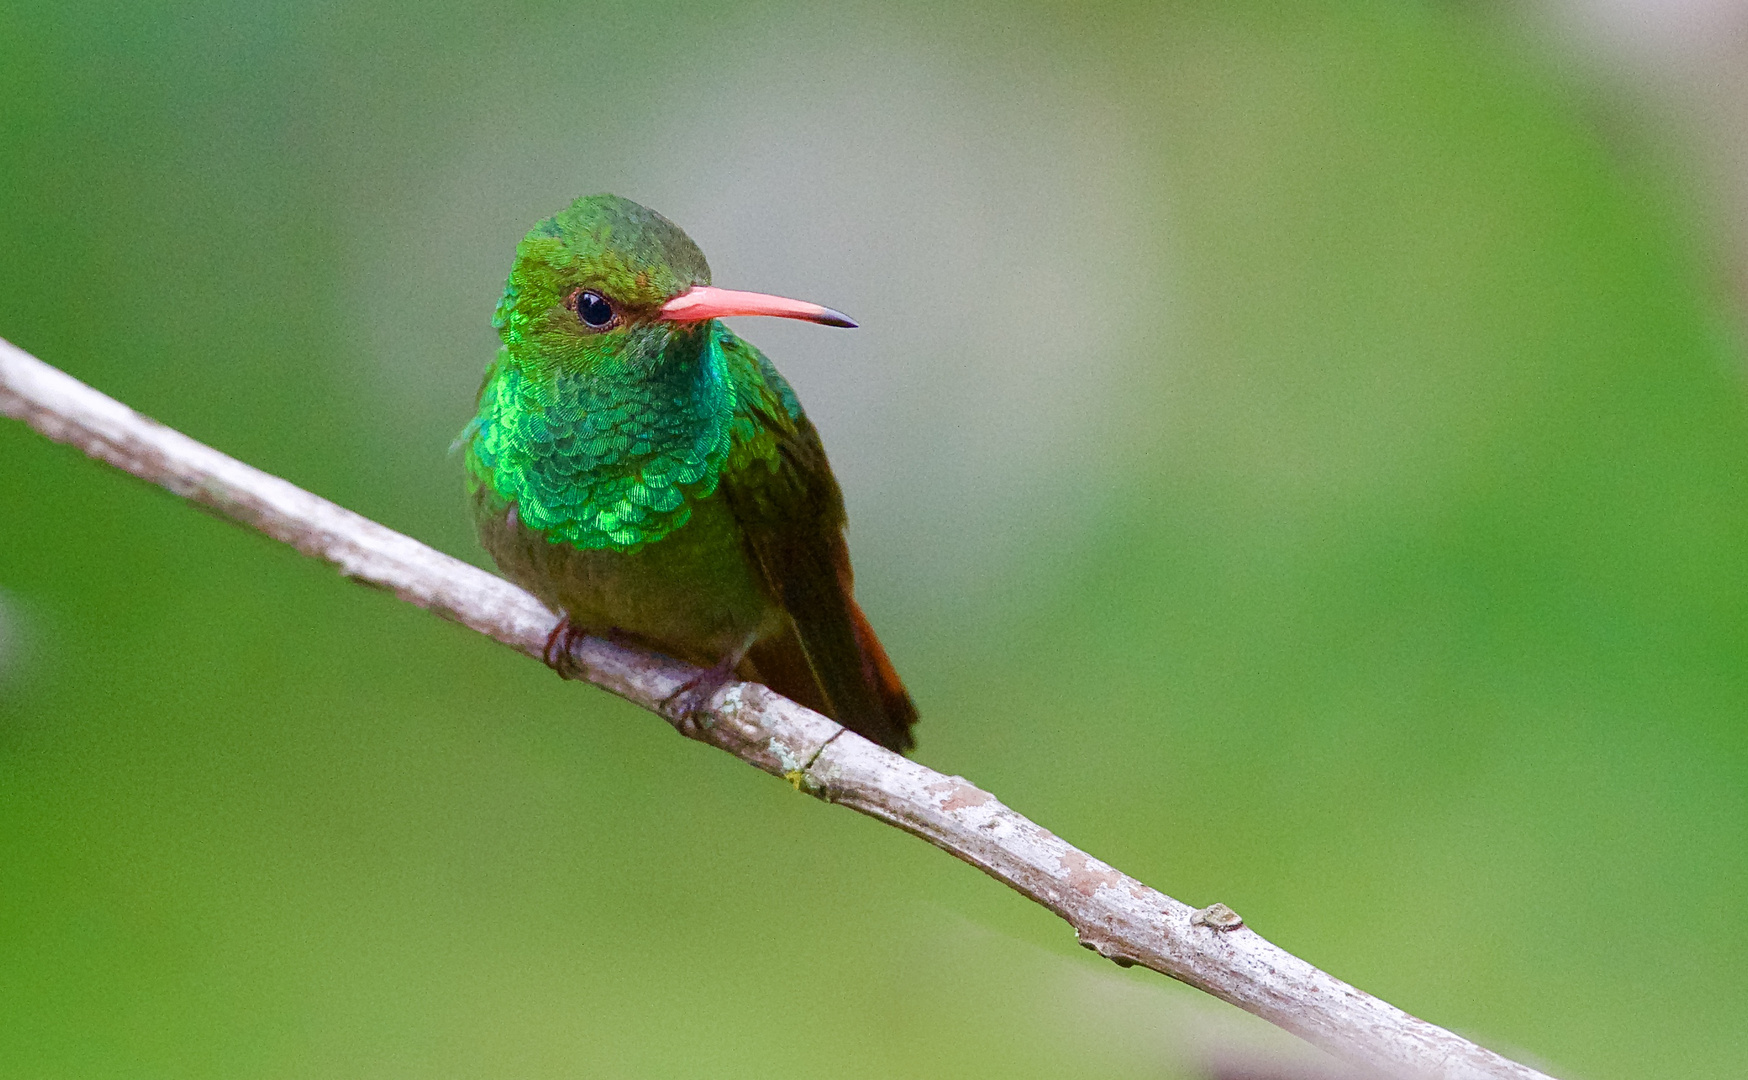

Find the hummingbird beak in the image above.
[{"left": 659, "top": 285, "right": 857, "bottom": 328}]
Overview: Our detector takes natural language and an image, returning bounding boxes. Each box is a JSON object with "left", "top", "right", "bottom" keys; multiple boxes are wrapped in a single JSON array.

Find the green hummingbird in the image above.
[{"left": 462, "top": 194, "right": 918, "bottom": 752}]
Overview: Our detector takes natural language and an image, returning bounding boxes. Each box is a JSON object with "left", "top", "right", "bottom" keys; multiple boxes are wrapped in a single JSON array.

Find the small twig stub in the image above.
[{"left": 1193, "top": 903, "right": 1246, "bottom": 931}]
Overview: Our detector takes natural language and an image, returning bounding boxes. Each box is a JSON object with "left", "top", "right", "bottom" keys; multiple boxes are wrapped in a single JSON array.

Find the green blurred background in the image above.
[{"left": 4, "top": 2, "right": 1747, "bottom": 1077}]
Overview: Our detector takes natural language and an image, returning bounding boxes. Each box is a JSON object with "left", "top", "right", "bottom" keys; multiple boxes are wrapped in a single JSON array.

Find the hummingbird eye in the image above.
[{"left": 573, "top": 290, "right": 616, "bottom": 330}]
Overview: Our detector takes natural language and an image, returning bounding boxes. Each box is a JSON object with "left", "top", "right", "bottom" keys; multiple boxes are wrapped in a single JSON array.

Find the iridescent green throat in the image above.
[{"left": 467, "top": 320, "right": 753, "bottom": 551}]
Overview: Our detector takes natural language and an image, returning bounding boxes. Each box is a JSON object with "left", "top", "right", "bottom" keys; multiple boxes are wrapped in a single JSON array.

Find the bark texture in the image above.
[{"left": 0, "top": 337, "right": 1559, "bottom": 1080}]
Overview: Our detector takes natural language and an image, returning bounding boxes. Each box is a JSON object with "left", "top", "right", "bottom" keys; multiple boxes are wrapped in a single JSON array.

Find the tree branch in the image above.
[{"left": 0, "top": 337, "right": 1558, "bottom": 1080}]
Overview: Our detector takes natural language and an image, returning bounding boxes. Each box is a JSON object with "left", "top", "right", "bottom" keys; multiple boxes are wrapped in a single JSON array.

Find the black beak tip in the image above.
[{"left": 819, "top": 307, "right": 858, "bottom": 329}]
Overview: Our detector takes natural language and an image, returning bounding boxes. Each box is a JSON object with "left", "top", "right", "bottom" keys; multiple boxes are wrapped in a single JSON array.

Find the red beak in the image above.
[{"left": 659, "top": 285, "right": 857, "bottom": 328}]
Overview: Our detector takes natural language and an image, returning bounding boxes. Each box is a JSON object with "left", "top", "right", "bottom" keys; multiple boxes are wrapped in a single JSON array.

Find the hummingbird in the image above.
[{"left": 462, "top": 194, "right": 918, "bottom": 752}]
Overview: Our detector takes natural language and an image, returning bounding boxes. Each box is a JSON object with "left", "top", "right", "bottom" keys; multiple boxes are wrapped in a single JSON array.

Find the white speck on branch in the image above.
[{"left": 0, "top": 336, "right": 1559, "bottom": 1080}]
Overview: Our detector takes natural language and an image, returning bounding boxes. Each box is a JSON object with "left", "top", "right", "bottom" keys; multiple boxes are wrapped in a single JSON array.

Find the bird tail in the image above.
[
  {"left": 843, "top": 597, "right": 919, "bottom": 750},
  {"left": 744, "top": 598, "right": 918, "bottom": 753}
]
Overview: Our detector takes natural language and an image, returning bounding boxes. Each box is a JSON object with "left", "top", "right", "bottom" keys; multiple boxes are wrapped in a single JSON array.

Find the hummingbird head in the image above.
[{"left": 495, "top": 194, "right": 854, "bottom": 378}]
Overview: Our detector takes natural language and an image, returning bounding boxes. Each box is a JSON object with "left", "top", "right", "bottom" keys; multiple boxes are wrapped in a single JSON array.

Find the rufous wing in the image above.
[{"left": 725, "top": 415, "right": 918, "bottom": 753}]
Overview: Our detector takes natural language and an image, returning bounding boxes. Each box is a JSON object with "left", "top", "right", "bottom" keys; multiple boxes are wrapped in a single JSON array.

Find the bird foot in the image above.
[
  {"left": 660, "top": 655, "right": 740, "bottom": 733},
  {"left": 542, "top": 616, "right": 585, "bottom": 678}
]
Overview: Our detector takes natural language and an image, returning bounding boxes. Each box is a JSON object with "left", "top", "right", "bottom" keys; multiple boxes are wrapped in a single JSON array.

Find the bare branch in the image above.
[{"left": 0, "top": 336, "right": 1559, "bottom": 1080}]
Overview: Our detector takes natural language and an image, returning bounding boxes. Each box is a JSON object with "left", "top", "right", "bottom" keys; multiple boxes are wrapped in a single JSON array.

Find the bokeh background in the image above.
[{"left": 5, "top": 2, "right": 1748, "bottom": 1078}]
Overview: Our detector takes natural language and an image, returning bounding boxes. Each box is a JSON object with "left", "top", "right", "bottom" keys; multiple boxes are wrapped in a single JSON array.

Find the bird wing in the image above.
[{"left": 719, "top": 336, "right": 918, "bottom": 752}]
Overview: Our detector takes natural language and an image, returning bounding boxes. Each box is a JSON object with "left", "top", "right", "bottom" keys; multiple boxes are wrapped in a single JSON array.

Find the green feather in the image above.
[{"left": 462, "top": 193, "right": 917, "bottom": 752}]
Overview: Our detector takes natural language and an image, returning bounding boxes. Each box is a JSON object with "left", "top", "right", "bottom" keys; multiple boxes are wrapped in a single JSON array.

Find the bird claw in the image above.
[
  {"left": 542, "top": 616, "right": 584, "bottom": 677},
  {"left": 660, "top": 657, "right": 739, "bottom": 732},
  {"left": 544, "top": 616, "right": 738, "bottom": 735}
]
